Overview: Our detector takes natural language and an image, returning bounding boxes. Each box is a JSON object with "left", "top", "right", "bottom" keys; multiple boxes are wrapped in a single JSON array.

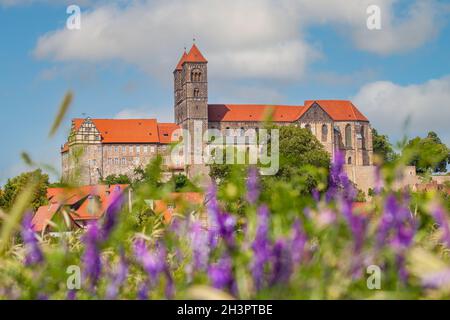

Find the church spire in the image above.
[
  {"left": 174, "top": 50, "right": 188, "bottom": 71},
  {"left": 184, "top": 44, "right": 207, "bottom": 63}
]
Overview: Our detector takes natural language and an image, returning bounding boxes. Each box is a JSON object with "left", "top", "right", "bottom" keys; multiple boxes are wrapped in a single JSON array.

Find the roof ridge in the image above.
[{"left": 184, "top": 44, "right": 207, "bottom": 63}]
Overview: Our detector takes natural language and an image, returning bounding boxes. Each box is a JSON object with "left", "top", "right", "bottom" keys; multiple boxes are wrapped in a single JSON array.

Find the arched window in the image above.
[
  {"left": 191, "top": 69, "right": 201, "bottom": 82},
  {"left": 348, "top": 157, "right": 352, "bottom": 165},
  {"left": 345, "top": 124, "right": 352, "bottom": 148},
  {"left": 321, "top": 124, "right": 328, "bottom": 142},
  {"left": 193, "top": 88, "right": 199, "bottom": 97},
  {"left": 305, "top": 124, "right": 311, "bottom": 132}
]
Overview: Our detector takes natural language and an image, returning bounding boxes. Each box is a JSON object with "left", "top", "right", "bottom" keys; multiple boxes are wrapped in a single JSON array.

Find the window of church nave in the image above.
[
  {"left": 345, "top": 124, "right": 352, "bottom": 148},
  {"left": 321, "top": 124, "right": 328, "bottom": 142},
  {"left": 305, "top": 124, "right": 311, "bottom": 132}
]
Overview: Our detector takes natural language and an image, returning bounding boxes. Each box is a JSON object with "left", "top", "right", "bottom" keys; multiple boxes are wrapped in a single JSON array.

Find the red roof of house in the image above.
[
  {"left": 72, "top": 119, "right": 165, "bottom": 144},
  {"left": 32, "top": 204, "right": 60, "bottom": 233},
  {"left": 153, "top": 192, "right": 204, "bottom": 223},
  {"left": 174, "top": 51, "right": 188, "bottom": 71},
  {"left": 32, "top": 185, "right": 128, "bottom": 232},
  {"left": 305, "top": 100, "right": 368, "bottom": 122},
  {"left": 184, "top": 44, "right": 207, "bottom": 64},
  {"left": 208, "top": 104, "right": 307, "bottom": 122}
]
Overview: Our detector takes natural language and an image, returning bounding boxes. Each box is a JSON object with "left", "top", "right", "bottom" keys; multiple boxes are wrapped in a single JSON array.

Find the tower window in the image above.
[
  {"left": 348, "top": 157, "right": 352, "bottom": 165},
  {"left": 191, "top": 69, "right": 202, "bottom": 82},
  {"left": 193, "top": 88, "right": 200, "bottom": 97}
]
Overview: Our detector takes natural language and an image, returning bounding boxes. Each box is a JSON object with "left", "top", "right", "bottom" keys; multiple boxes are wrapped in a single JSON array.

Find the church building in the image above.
[{"left": 61, "top": 44, "right": 374, "bottom": 188}]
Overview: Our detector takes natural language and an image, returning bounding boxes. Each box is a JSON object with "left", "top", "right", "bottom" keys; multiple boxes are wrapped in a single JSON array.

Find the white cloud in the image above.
[
  {"left": 352, "top": 76, "right": 450, "bottom": 146},
  {"left": 32, "top": 0, "right": 447, "bottom": 82},
  {"left": 0, "top": 0, "right": 92, "bottom": 7},
  {"left": 114, "top": 108, "right": 152, "bottom": 119},
  {"left": 210, "top": 83, "right": 285, "bottom": 105}
]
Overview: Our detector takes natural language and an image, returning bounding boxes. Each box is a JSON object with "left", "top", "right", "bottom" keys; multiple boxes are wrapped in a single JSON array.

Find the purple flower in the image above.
[
  {"left": 208, "top": 255, "right": 236, "bottom": 295},
  {"left": 396, "top": 254, "right": 408, "bottom": 284},
  {"left": 133, "top": 239, "right": 174, "bottom": 298},
  {"left": 326, "top": 150, "right": 356, "bottom": 202},
  {"left": 82, "top": 221, "right": 102, "bottom": 289},
  {"left": 291, "top": 219, "right": 307, "bottom": 266},
  {"left": 133, "top": 239, "right": 165, "bottom": 282},
  {"left": 21, "top": 212, "right": 44, "bottom": 266},
  {"left": 377, "top": 195, "right": 416, "bottom": 250},
  {"left": 137, "top": 282, "right": 150, "bottom": 300},
  {"left": 164, "top": 268, "right": 175, "bottom": 300},
  {"left": 312, "top": 189, "right": 320, "bottom": 202},
  {"left": 246, "top": 166, "right": 260, "bottom": 204},
  {"left": 431, "top": 205, "right": 450, "bottom": 248},
  {"left": 422, "top": 269, "right": 450, "bottom": 289},
  {"left": 67, "top": 290, "right": 77, "bottom": 300},
  {"left": 101, "top": 189, "right": 124, "bottom": 241},
  {"left": 106, "top": 250, "right": 128, "bottom": 300},
  {"left": 374, "top": 166, "right": 383, "bottom": 195},
  {"left": 341, "top": 200, "right": 366, "bottom": 254},
  {"left": 376, "top": 195, "right": 398, "bottom": 248},
  {"left": 206, "top": 184, "right": 221, "bottom": 227},
  {"left": 189, "top": 221, "right": 210, "bottom": 271},
  {"left": 270, "top": 239, "right": 293, "bottom": 286},
  {"left": 251, "top": 205, "right": 271, "bottom": 290},
  {"left": 376, "top": 194, "right": 416, "bottom": 283},
  {"left": 206, "top": 184, "right": 236, "bottom": 249}
]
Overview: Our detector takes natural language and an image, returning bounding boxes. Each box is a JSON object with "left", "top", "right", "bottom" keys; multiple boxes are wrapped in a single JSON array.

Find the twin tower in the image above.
[{"left": 173, "top": 44, "right": 209, "bottom": 177}]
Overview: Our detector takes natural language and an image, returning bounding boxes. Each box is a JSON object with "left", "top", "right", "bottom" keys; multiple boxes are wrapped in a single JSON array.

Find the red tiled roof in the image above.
[
  {"left": 73, "top": 185, "right": 126, "bottom": 220},
  {"left": 157, "top": 123, "right": 181, "bottom": 144},
  {"left": 305, "top": 100, "right": 368, "bottom": 122},
  {"left": 208, "top": 100, "right": 369, "bottom": 123},
  {"left": 184, "top": 44, "right": 207, "bottom": 64},
  {"left": 208, "top": 104, "right": 307, "bottom": 122},
  {"left": 153, "top": 192, "right": 204, "bottom": 223},
  {"left": 174, "top": 51, "right": 188, "bottom": 71},
  {"left": 72, "top": 118, "right": 161, "bottom": 144},
  {"left": 32, "top": 204, "right": 60, "bottom": 233},
  {"left": 32, "top": 185, "right": 128, "bottom": 232}
]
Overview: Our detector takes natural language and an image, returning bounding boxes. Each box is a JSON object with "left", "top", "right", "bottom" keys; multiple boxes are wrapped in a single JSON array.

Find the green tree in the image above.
[
  {"left": 403, "top": 131, "right": 450, "bottom": 174},
  {"left": 100, "top": 174, "right": 131, "bottom": 185},
  {"left": 0, "top": 169, "right": 49, "bottom": 212},
  {"left": 209, "top": 125, "right": 330, "bottom": 193},
  {"left": 372, "top": 128, "right": 396, "bottom": 163},
  {"left": 276, "top": 125, "right": 330, "bottom": 178}
]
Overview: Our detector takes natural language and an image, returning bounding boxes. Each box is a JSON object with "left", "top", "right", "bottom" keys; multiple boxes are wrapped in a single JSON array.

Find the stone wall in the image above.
[
  {"left": 344, "top": 165, "right": 420, "bottom": 195},
  {"left": 62, "top": 143, "right": 178, "bottom": 185}
]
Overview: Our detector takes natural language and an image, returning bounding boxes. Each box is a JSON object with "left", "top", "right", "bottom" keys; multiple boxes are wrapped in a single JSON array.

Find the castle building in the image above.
[{"left": 62, "top": 44, "right": 374, "bottom": 187}]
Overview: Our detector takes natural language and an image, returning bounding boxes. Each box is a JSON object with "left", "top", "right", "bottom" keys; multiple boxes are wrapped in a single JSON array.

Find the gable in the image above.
[{"left": 298, "top": 103, "right": 333, "bottom": 123}]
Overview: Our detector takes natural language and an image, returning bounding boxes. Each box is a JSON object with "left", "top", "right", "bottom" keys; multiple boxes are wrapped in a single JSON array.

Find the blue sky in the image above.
[{"left": 0, "top": 0, "right": 449, "bottom": 183}]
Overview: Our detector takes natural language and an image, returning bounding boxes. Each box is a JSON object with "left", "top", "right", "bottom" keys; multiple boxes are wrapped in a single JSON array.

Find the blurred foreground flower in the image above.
[{"left": 21, "top": 212, "right": 44, "bottom": 266}]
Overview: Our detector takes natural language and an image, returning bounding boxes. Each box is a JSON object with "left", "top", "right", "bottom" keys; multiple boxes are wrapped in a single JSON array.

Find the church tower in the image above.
[{"left": 174, "top": 44, "right": 209, "bottom": 178}]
